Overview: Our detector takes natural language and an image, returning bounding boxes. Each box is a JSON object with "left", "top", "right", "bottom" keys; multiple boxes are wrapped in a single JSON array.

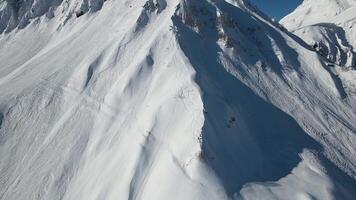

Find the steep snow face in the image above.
[
  {"left": 1, "top": 0, "right": 356, "bottom": 200},
  {"left": 281, "top": 0, "right": 356, "bottom": 70},
  {"left": 0, "top": 1, "right": 224, "bottom": 200},
  {"left": 293, "top": 24, "right": 355, "bottom": 68},
  {"left": 0, "top": 0, "right": 105, "bottom": 33}
]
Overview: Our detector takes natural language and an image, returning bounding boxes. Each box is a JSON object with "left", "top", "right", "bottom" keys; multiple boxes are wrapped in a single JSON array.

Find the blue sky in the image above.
[{"left": 250, "top": 0, "right": 303, "bottom": 20}]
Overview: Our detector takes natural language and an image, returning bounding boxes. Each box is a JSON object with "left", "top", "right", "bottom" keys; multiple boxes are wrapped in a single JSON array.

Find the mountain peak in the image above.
[
  {"left": 1, "top": 1, "right": 356, "bottom": 200},
  {"left": 281, "top": 0, "right": 356, "bottom": 69},
  {"left": 281, "top": 0, "right": 356, "bottom": 30}
]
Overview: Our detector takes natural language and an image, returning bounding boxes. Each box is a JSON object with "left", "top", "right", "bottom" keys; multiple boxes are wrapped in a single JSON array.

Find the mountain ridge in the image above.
[{"left": 0, "top": 0, "right": 356, "bottom": 199}]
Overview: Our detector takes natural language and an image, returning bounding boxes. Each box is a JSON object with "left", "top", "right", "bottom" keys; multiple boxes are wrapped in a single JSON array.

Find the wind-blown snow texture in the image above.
[{"left": 0, "top": 0, "right": 356, "bottom": 199}]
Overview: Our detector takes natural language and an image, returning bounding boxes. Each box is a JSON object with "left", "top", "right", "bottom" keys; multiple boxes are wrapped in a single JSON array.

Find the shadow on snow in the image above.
[{"left": 172, "top": 1, "right": 356, "bottom": 197}]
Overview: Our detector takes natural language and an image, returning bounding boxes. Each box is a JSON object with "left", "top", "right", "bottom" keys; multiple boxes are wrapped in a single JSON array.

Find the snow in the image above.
[
  {"left": 281, "top": 0, "right": 356, "bottom": 69},
  {"left": 281, "top": 0, "right": 356, "bottom": 106},
  {"left": 280, "top": 0, "right": 356, "bottom": 30},
  {"left": 0, "top": 0, "right": 356, "bottom": 200}
]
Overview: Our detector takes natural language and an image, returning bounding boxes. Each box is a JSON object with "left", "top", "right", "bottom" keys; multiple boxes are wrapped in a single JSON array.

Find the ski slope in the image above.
[{"left": 0, "top": 0, "right": 356, "bottom": 199}]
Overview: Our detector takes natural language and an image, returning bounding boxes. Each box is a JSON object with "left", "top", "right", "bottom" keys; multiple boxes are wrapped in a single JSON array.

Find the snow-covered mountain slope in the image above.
[
  {"left": 281, "top": 0, "right": 356, "bottom": 100},
  {"left": 0, "top": 0, "right": 356, "bottom": 199},
  {"left": 280, "top": 0, "right": 356, "bottom": 30},
  {"left": 281, "top": 0, "right": 356, "bottom": 70}
]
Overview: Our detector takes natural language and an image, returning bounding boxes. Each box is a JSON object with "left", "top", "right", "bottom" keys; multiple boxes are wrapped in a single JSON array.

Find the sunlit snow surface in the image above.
[
  {"left": 0, "top": 0, "right": 356, "bottom": 199},
  {"left": 281, "top": 0, "right": 356, "bottom": 79}
]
